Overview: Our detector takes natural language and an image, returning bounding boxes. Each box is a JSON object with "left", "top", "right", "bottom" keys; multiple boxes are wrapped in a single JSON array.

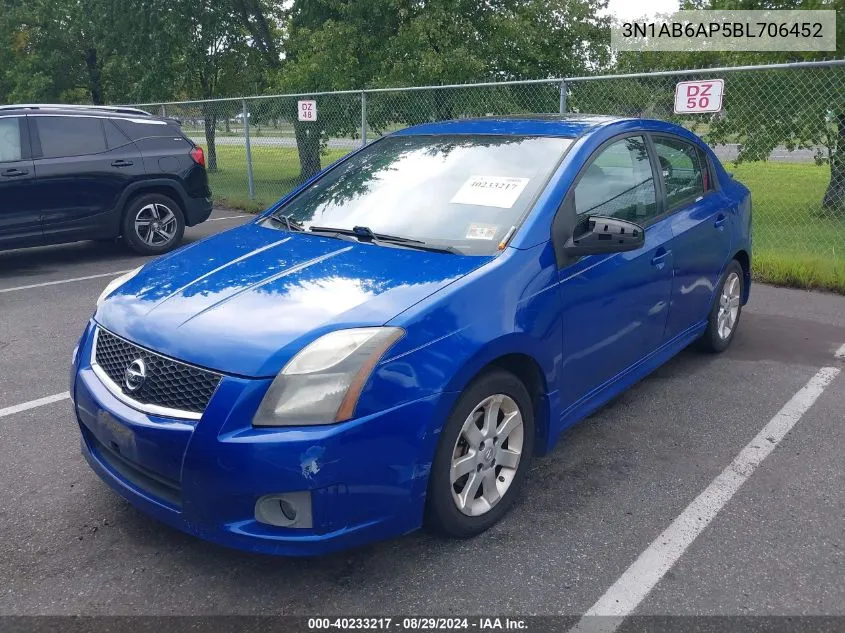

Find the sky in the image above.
[{"left": 606, "top": 0, "right": 680, "bottom": 21}]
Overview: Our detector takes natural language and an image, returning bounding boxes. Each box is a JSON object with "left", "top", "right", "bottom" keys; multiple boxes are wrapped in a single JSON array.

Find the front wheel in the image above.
[
  {"left": 699, "top": 260, "right": 744, "bottom": 353},
  {"left": 122, "top": 193, "right": 185, "bottom": 255},
  {"left": 425, "top": 369, "right": 535, "bottom": 537}
]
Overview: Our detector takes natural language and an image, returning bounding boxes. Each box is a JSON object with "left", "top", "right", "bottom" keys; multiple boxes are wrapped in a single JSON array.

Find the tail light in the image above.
[{"left": 190, "top": 146, "right": 205, "bottom": 168}]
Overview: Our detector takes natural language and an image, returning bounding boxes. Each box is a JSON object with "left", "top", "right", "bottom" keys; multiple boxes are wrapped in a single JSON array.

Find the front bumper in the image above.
[{"left": 73, "top": 325, "right": 443, "bottom": 556}]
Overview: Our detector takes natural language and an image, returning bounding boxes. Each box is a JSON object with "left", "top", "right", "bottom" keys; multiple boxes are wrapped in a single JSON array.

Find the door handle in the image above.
[
  {"left": 714, "top": 213, "right": 727, "bottom": 229},
  {"left": 651, "top": 248, "right": 670, "bottom": 268},
  {"left": 1, "top": 168, "right": 28, "bottom": 177},
  {"left": 111, "top": 160, "right": 134, "bottom": 167}
]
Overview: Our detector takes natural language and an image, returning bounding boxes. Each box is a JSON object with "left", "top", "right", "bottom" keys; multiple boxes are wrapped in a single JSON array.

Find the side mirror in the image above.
[{"left": 563, "top": 215, "right": 644, "bottom": 256}]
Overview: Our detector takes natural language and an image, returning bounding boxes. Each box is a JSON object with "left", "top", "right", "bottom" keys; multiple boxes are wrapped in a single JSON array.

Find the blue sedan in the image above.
[{"left": 71, "top": 115, "right": 751, "bottom": 555}]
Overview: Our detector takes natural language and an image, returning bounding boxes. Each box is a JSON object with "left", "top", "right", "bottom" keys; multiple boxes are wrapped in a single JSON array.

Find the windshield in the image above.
[{"left": 262, "top": 134, "right": 573, "bottom": 255}]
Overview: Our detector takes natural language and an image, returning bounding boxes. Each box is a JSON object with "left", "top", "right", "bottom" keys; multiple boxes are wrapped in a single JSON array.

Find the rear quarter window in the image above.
[
  {"left": 697, "top": 147, "right": 716, "bottom": 192},
  {"left": 104, "top": 119, "right": 132, "bottom": 149},
  {"left": 113, "top": 118, "right": 182, "bottom": 141}
]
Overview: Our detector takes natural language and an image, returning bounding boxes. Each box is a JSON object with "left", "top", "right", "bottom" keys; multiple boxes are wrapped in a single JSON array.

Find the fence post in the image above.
[
  {"left": 559, "top": 80, "right": 567, "bottom": 114},
  {"left": 161, "top": 105, "right": 167, "bottom": 118},
  {"left": 243, "top": 99, "right": 255, "bottom": 200},
  {"left": 361, "top": 91, "right": 367, "bottom": 146}
]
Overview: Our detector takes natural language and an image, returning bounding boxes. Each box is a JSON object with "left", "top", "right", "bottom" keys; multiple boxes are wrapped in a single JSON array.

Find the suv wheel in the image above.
[{"left": 122, "top": 193, "right": 185, "bottom": 255}]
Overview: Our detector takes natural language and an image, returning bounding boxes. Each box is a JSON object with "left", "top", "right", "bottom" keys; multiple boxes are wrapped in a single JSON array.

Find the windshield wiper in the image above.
[
  {"left": 268, "top": 213, "right": 306, "bottom": 232},
  {"left": 308, "top": 225, "right": 420, "bottom": 243},
  {"left": 308, "top": 225, "right": 460, "bottom": 254}
]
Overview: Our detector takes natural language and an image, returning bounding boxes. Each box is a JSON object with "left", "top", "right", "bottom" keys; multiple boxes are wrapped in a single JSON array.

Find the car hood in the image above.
[{"left": 96, "top": 223, "right": 489, "bottom": 377}]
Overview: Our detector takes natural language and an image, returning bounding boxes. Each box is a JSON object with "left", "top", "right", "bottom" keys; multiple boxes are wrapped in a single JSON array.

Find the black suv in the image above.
[{"left": 0, "top": 104, "right": 212, "bottom": 255}]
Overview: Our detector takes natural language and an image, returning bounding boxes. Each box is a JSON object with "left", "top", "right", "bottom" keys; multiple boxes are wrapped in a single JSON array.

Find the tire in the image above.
[
  {"left": 698, "top": 260, "right": 744, "bottom": 353},
  {"left": 425, "top": 368, "right": 535, "bottom": 538},
  {"left": 121, "top": 193, "right": 185, "bottom": 255}
]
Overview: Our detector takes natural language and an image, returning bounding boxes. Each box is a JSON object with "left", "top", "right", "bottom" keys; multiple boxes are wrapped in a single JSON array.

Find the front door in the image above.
[{"left": 557, "top": 135, "right": 674, "bottom": 409}]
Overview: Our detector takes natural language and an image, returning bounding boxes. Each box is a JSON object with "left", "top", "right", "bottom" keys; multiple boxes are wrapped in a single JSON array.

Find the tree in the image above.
[
  {"left": 0, "top": 0, "right": 281, "bottom": 172},
  {"left": 0, "top": 0, "right": 119, "bottom": 104},
  {"left": 130, "top": 0, "right": 278, "bottom": 171},
  {"left": 278, "top": 0, "right": 612, "bottom": 182},
  {"left": 276, "top": 0, "right": 404, "bottom": 181},
  {"left": 609, "top": 0, "right": 845, "bottom": 211}
]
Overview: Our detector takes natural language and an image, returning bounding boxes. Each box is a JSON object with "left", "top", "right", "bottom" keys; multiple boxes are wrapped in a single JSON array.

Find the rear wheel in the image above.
[
  {"left": 425, "top": 369, "right": 534, "bottom": 537},
  {"left": 699, "top": 260, "right": 744, "bottom": 353},
  {"left": 122, "top": 193, "right": 185, "bottom": 255}
]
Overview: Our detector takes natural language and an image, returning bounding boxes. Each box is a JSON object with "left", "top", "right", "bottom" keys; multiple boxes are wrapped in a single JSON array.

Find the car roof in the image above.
[{"left": 394, "top": 114, "right": 634, "bottom": 138}]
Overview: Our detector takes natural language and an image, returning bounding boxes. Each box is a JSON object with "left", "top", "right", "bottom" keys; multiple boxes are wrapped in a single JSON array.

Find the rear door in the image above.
[
  {"left": 30, "top": 115, "right": 144, "bottom": 242},
  {"left": 111, "top": 117, "right": 195, "bottom": 180},
  {"left": 651, "top": 134, "right": 733, "bottom": 340},
  {"left": 0, "top": 115, "right": 41, "bottom": 249}
]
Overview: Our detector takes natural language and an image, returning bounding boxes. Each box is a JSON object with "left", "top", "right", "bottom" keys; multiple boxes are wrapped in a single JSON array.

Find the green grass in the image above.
[
  {"left": 206, "top": 145, "right": 350, "bottom": 212},
  {"left": 731, "top": 161, "right": 845, "bottom": 293},
  {"left": 205, "top": 144, "right": 845, "bottom": 293}
]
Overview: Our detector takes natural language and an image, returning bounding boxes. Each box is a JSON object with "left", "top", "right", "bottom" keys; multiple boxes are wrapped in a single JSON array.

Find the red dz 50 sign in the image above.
[{"left": 674, "top": 79, "right": 724, "bottom": 114}]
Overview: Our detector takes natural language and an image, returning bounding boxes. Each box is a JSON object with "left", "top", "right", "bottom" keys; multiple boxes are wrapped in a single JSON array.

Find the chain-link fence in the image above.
[{"left": 134, "top": 59, "right": 845, "bottom": 288}]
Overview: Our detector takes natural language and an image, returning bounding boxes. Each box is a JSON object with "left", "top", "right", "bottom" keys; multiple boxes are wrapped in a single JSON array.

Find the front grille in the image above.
[{"left": 93, "top": 328, "right": 222, "bottom": 416}]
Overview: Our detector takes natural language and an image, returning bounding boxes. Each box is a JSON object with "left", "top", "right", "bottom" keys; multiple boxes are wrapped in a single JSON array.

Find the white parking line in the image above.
[
  {"left": 570, "top": 364, "right": 841, "bottom": 633},
  {"left": 0, "top": 392, "right": 70, "bottom": 419},
  {"left": 0, "top": 269, "right": 134, "bottom": 294},
  {"left": 0, "top": 217, "right": 247, "bottom": 294},
  {"left": 207, "top": 215, "right": 250, "bottom": 222}
]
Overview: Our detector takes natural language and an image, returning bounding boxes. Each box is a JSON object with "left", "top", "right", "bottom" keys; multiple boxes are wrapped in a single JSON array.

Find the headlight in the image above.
[
  {"left": 97, "top": 266, "right": 143, "bottom": 307},
  {"left": 252, "top": 327, "right": 404, "bottom": 427}
]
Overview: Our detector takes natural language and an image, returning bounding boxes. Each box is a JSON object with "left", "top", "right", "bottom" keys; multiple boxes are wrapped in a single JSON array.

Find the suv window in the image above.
[
  {"left": 0, "top": 117, "right": 22, "bottom": 162},
  {"left": 35, "top": 116, "right": 106, "bottom": 158},
  {"left": 574, "top": 135, "right": 659, "bottom": 223},
  {"left": 113, "top": 117, "right": 177, "bottom": 141},
  {"left": 652, "top": 136, "right": 705, "bottom": 208},
  {"left": 104, "top": 119, "right": 131, "bottom": 149}
]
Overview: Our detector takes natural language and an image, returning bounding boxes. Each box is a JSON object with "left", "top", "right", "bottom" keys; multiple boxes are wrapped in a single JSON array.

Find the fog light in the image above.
[{"left": 255, "top": 492, "right": 312, "bottom": 528}]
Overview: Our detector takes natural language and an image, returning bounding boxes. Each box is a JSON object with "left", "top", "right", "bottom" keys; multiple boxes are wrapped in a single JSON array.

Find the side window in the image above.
[
  {"left": 652, "top": 136, "right": 705, "bottom": 208},
  {"left": 0, "top": 117, "right": 23, "bottom": 162},
  {"left": 698, "top": 147, "right": 714, "bottom": 192},
  {"left": 35, "top": 116, "right": 107, "bottom": 159},
  {"left": 104, "top": 119, "right": 131, "bottom": 149},
  {"left": 113, "top": 117, "right": 175, "bottom": 141},
  {"left": 574, "top": 135, "right": 659, "bottom": 223}
]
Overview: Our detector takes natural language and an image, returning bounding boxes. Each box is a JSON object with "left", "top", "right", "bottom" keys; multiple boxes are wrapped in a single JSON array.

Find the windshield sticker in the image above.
[
  {"left": 450, "top": 176, "right": 530, "bottom": 209},
  {"left": 465, "top": 223, "right": 499, "bottom": 240}
]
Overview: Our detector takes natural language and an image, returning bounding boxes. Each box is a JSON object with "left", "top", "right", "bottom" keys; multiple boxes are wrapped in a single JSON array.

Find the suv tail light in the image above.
[{"left": 190, "top": 146, "right": 206, "bottom": 168}]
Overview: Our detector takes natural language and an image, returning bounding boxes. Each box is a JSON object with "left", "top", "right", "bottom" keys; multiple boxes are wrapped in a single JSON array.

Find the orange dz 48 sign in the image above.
[{"left": 674, "top": 79, "right": 724, "bottom": 114}]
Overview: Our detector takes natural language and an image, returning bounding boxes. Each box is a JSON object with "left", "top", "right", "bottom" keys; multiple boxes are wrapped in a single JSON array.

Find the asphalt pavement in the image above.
[{"left": 0, "top": 209, "right": 843, "bottom": 622}]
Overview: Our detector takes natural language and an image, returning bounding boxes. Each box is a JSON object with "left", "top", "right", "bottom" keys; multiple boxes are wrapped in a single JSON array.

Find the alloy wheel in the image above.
[
  {"left": 134, "top": 203, "right": 178, "bottom": 246},
  {"left": 450, "top": 394, "right": 524, "bottom": 517},
  {"left": 717, "top": 271, "right": 741, "bottom": 340}
]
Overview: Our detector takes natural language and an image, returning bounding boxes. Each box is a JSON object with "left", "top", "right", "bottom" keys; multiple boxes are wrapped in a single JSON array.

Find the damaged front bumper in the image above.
[{"left": 72, "top": 323, "right": 442, "bottom": 556}]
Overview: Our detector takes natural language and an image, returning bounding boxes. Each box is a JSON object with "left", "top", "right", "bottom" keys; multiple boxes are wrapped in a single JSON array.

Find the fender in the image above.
[
  {"left": 403, "top": 334, "right": 555, "bottom": 518},
  {"left": 110, "top": 178, "right": 192, "bottom": 232}
]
